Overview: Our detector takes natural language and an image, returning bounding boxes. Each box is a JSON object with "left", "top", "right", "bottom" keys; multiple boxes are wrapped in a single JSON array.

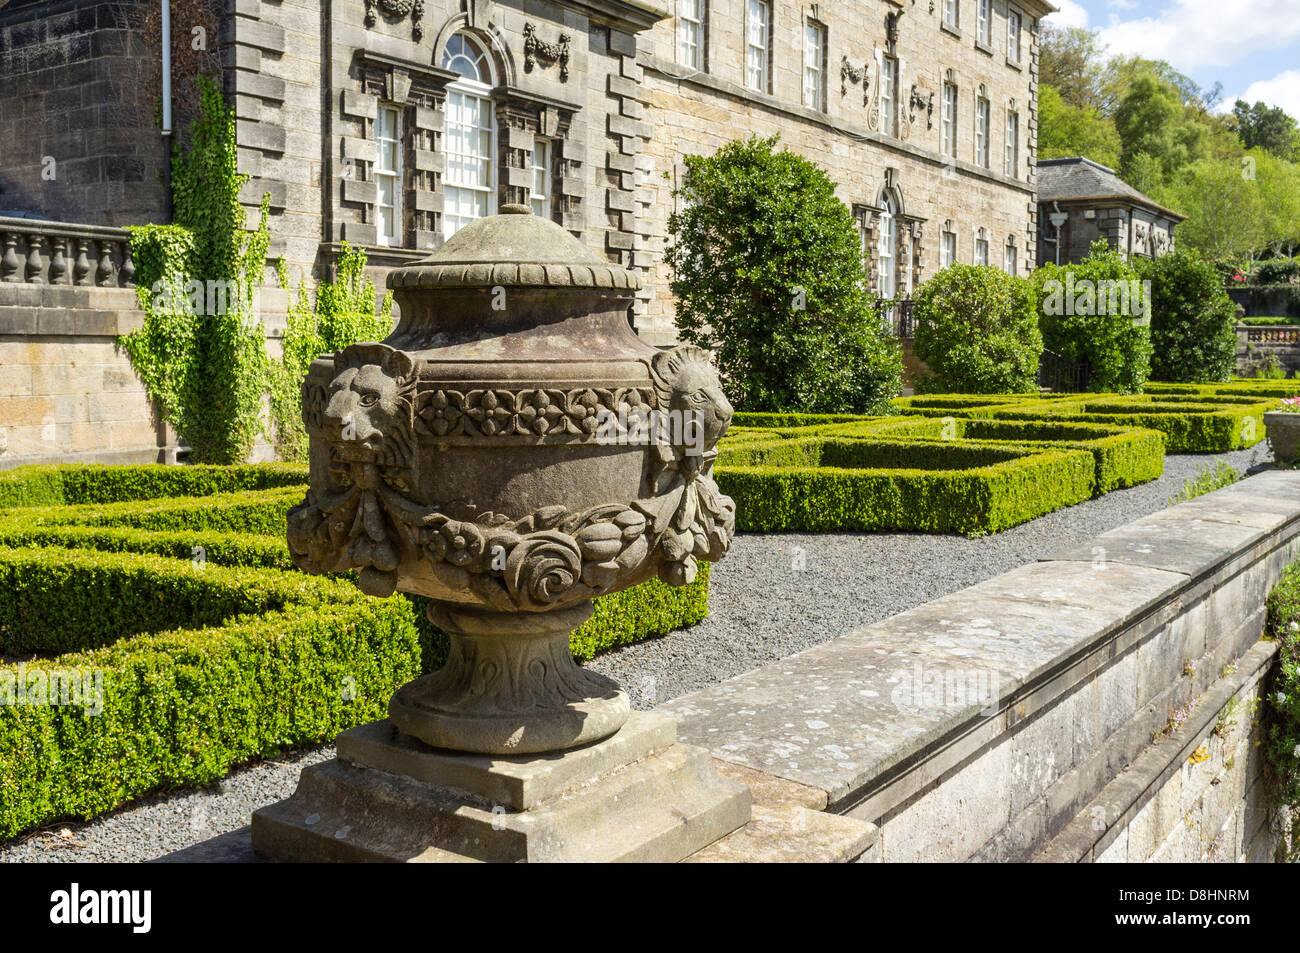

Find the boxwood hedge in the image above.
[{"left": 0, "top": 463, "right": 711, "bottom": 838}]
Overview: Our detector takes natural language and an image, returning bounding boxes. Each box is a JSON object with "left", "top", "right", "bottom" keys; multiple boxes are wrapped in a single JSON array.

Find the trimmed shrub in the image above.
[
  {"left": 1138, "top": 251, "right": 1239, "bottom": 383},
  {"left": 0, "top": 591, "right": 421, "bottom": 839},
  {"left": 666, "top": 135, "right": 901, "bottom": 414},
  {"left": 1031, "top": 239, "right": 1152, "bottom": 393},
  {"left": 0, "top": 462, "right": 308, "bottom": 508},
  {"left": 716, "top": 438, "right": 1095, "bottom": 536},
  {"left": 912, "top": 265, "right": 1042, "bottom": 393}
]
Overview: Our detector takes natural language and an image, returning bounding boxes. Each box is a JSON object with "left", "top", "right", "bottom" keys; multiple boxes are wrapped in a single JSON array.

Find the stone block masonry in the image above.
[{"left": 660, "top": 470, "right": 1300, "bottom": 862}]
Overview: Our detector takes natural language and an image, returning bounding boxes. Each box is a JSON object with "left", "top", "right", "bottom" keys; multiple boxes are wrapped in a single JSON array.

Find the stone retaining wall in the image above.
[
  {"left": 0, "top": 281, "right": 287, "bottom": 469},
  {"left": 661, "top": 469, "right": 1300, "bottom": 862},
  {"left": 1237, "top": 323, "right": 1300, "bottom": 378}
]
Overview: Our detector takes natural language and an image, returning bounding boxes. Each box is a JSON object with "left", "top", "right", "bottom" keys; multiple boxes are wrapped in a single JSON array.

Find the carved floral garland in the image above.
[{"left": 287, "top": 344, "right": 735, "bottom": 609}]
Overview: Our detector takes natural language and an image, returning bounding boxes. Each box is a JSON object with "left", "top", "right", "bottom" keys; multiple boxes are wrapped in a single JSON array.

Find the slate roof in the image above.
[{"left": 1036, "top": 157, "right": 1184, "bottom": 221}]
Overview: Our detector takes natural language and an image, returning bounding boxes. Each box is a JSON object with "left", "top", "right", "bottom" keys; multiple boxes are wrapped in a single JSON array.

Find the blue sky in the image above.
[{"left": 1044, "top": 0, "right": 1300, "bottom": 117}]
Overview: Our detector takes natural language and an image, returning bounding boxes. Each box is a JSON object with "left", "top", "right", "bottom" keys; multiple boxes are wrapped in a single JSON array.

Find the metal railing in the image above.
[
  {"left": 1037, "top": 348, "right": 1091, "bottom": 393},
  {"left": 875, "top": 298, "right": 915, "bottom": 339},
  {"left": 0, "top": 217, "right": 135, "bottom": 288}
]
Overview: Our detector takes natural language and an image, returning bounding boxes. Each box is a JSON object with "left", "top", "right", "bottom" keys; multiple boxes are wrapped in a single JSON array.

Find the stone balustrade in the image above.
[{"left": 0, "top": 217, "right": 135, "bottom": 289}]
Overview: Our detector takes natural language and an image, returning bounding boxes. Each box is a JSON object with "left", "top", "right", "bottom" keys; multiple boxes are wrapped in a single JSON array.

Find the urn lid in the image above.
[{"left": 387, "top": 204, "right": 642, "bottom": 292}]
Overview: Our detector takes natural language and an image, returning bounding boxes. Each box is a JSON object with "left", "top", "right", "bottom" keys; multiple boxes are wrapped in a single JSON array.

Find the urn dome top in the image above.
[{"left": 387, "top": 205, "right": 642, "bottom": 292}]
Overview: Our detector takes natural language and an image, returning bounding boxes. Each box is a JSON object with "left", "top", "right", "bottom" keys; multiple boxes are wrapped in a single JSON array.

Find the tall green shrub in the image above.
[
  {"left": 1032, "top": 239, "right": 1152, "bottom": 393},
  {"left": 271, "top": 244, "right": 394, "bottom": 460},
  {"left": 1138, "top": 250, "right": 1238, "bottom": 382},
  {"left": 119, "top": 75, "right": 272, "bottom": 463},
  {"left": 912, "top": 265, "right": 1042, "bottom": 393},
  {"left": 666, "top": 135, "right": 900, "bottom": 414}
]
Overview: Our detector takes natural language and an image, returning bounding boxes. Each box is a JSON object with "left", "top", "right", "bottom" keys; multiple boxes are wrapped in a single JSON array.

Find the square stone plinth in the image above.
[{"left": 251, "top": 714, "right": 751, "bottom": 863}]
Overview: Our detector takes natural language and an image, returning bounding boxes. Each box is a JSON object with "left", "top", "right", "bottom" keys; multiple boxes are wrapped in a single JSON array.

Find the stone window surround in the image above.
[
  {"left": 642, "top": 55, "right": 1035, "bottom": 198},
  {"left": 342, "top": 48, "right": 584, "bottom": 252},
  {"left": 854, "top": 187, "right": 926, "bottom": 298},
  {"left": 802, "top": 15, "right": 828, "bottom": 113},
  {"left": 744, "top": 0, "right": 774, "bottom": 94}
]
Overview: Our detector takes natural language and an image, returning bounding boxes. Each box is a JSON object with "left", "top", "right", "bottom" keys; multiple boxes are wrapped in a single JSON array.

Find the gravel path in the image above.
[{"left": 0, "top": 446, "right": 1269, "bottom": 863}]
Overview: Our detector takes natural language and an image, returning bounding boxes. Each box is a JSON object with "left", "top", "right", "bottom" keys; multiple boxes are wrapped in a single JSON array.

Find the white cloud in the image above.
[
  {"left": 1107, "top": 0, "right": 1138, "bottom": 9},
  {"left": 1044, "top": 0, "right": 1090, "bottom": 29},
  {"left": 1096, "top": 0, "right": 1300, "bottom": 70},
  {"left": 1236, "top": 69, "right": 1300, "bottom": 118}
]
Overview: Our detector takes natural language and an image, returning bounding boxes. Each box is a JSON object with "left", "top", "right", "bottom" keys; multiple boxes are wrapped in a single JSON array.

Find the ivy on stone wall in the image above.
[
  {"left": 271, "top": 244, "right": 394, "bottom": 461},
  {"left": 119, "top": 75, "right": 272, "bottom": 464}
]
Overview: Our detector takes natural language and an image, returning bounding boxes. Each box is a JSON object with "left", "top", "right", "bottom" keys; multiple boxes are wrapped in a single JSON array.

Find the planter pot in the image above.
[{"left": 1265, "top": 410, "right": 1300, "bottom": 463}]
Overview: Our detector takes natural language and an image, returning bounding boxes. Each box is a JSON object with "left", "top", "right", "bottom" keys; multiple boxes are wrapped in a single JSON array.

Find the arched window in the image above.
[
  {"left": 441, "top": 33, "right": 496, "bottom": 238},
  {"left": 877, "top": 192, "right": 897, "bottom": 301}
]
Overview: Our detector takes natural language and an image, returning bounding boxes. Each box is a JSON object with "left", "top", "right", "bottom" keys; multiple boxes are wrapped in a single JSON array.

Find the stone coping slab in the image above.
[{"left": 658, "top": 469, "right": 1300, "bottom": 818}]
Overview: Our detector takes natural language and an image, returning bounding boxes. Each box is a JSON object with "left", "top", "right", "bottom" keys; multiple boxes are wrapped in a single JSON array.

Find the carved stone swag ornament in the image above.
[
  {"left": 286, "top": 205, "right": 735, "bottom": 755},
  {"left": 523, "top": 22, "right": 570, "bottom": 81}
]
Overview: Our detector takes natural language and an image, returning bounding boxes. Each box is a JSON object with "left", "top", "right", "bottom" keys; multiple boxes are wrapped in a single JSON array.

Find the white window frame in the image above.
[
  {"left": 375, "top": 105, "right": 402, "bottom": 247},
  {"left": 1007, "top": 8, "right": 1022, "bottom": 62},
  {"left": 442, "top": 34, "right": 497, "bottom": 239},
  {"left": 745, "top": 0, "right": 770, "bottom": 92},
  {"left": 802, "top": 20, "right": 826, "bottom": 110},
  {"left": 975, "top": 94, "right": 990, "bottom": 168},
  {"left": 941, "top": 230, "right": 956, "bottom": 269},
  {"left": 530, "top": 138, "right": 551, "bottom": 219},
  {"left": 880, "top": 54, "right": 899, "bottom": 137},
  {"left": 977, "top": 0, "right": 990, "bottom": 46},
  {"left": 941, "top": 82, "right": 957, "bottom": 158},
  {"left": 878, "top": 198, "right": 896, "bottom": 301},
  {"left": 1004, "top": 109, "right": 1019, "bottom": 178},
  {"left": 677, "top": 0, "right": 704, "bottom": 70},
  {"left": 975, "top": 228, "right": 989, "bottom": 266},
  {"left": 1004, "top": 238, "right": 1017, "bottom": 275},
  {"left": 943, "top": 0, "right": 959, "bottom": 30}
]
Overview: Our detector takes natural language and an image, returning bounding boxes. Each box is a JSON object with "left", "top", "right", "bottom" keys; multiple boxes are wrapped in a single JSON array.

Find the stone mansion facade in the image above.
[{"left": 1, "top": 0, "right": 1054, "bottom": 344}]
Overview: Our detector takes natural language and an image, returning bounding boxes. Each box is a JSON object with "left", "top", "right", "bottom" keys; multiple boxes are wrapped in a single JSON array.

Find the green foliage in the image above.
[
  {"left": 0, "top": 465, "right": 715, "bottom": 836},
  {"left": 119, "top": 75, "right": 272, "bottom": 464},
  {"left": 1115, "top": 74, "right": 1208, "bottom": 190},
  {"left": 912, "top": 264, "right": 1042, "bottom": 393},
  {"left": 1167, "top": 460, "right": 1241, "bottom": 505},
  {"left": 1037, "top": 85, "right": 1121, "bottom": 169},
  {"left": 0, "top": 462, "right": 307, "bottom": 508},
  {"left": 666, "top": 135, "right": 900, "bottom": 414},
  {"left": 1031, "top": 239, "right": 1151, "bottom": 393},
  {"left": 0, "top": 567, "right": 420, "bottom": 839},
  {"left": 1232, "top": 99, "right": 1300, "bottom": 162},
  {"left": 892, "top": 389, "right": 1276, "bottom": 454},
  {"left": 1255, "top": 260, "right": 1300, "bottom": 284},
  {"left": 1264, "top": 563, "right": 1300, "bottom": 811},
  {"left": 271, "top": 244, "right": 394, "bottom": 460},
  {"left": 1137, "top": 251, "right": 1239, "bottom": 383},
  {"left": 716, "top": 438, "right": 1096, "bottom": 536}
]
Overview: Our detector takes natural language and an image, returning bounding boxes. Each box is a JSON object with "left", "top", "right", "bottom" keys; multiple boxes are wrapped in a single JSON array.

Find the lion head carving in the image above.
[
  {"left": 650, "top": 345, "right": 733, "bottom": 455},
  {"left": 322, "top": 342, "right": 417, "bottom": 470}
]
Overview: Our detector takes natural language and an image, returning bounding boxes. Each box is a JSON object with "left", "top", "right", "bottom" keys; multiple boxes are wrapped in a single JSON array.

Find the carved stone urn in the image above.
[{"left": 284, "top": 205, "right": 736, "bottom": 756}]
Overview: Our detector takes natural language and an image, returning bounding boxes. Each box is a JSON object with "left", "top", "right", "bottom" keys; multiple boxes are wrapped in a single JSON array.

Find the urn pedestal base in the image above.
[
  {"left": 389, "top": 601, "right": 631, "bottom": 755},
  {"left": 249, "top": 712, "right": 751, "bottom": 863}
]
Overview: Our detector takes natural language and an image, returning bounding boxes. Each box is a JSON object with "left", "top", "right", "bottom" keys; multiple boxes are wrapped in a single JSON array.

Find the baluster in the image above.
[
  {"left": 25, "top": 234, "right": 45, "bottom": 283},
  {"left": 49, "top": 238, "right": 68, "bottom": 284},
  {"left": 73, "top": 239, "right": 92, "bottom": 286},
  {"left": 119, "top": 240, "right": 135, "bottom": 287},
  {"left": 95, "top": 241, "right": 114, "bottom": 287},
  {"left": 1, "top": 233, "right": 19, "bottom": 282}
]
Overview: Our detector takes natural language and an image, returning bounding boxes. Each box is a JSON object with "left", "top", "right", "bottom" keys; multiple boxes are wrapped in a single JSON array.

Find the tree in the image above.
[
  {"left": 1138, "top": 252, "right": 1239, "bottom": 383},
  {"left": 1038, "top": 85, "right": 1121, "bottom": 169},
  {"left": 1232, "top": 100, "right": 1300, "bottom": 162},
  {"left": 1115, "top": 73, "right": 1208, "bottom": 188},
  {"left": 912, "top": 266, "right": 1042, "bottom": 393},
  {"left": 1039, "top": 26, "right": 1106, "bottom": 111},
  {"left": 1030, "top": 240, "right": 1151, "bottom": 394},
  {"left": 666, "top": 136, "right": 900, "bottom": 414},
  {"left": 1255, "top": 151, "right": 1300, "bottom": 258},
  {"left": 1161, "top": 158, "right": 1267, "bottom": 259}
]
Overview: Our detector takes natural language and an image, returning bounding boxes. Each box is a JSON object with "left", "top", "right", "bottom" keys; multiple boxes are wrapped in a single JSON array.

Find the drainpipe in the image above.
[{"left": 161, "top": 1, "right": 173, "bottom": 223}]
